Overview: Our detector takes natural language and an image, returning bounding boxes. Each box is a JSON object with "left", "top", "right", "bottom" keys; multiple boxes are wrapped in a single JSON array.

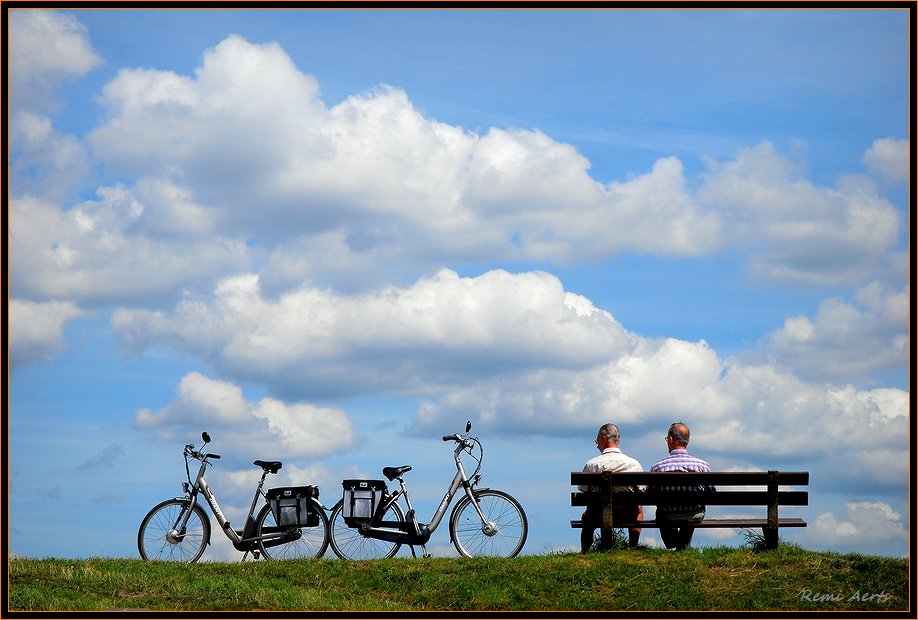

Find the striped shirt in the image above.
[{"left": 649, "top": 449, "right": 714, "bottom": 516}]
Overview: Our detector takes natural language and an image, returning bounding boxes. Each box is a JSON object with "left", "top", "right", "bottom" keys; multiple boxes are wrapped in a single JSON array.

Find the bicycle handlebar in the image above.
[{"left": 184, "top": 446, "right": 221, "bottom": 461}]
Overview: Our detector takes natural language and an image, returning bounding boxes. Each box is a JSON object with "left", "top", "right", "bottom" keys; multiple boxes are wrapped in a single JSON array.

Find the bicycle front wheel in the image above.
[
  {"left": 450, "top": 489, "right": 528, "bottom": 558},
  {"left": 256, "top": 498, "right": 329, "bottom": 559},
  {"left": 138, "top": 498, "right": 210, "bottom": 562},
  {"left": 329, "top": 499, "right": 404, "bottom": 560}
]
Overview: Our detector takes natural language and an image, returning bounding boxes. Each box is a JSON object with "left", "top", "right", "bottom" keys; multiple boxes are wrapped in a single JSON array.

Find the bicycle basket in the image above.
[
  {"left": 266, "top": 486, "right": 320, "bottom": 527},
  {"left": 342, "top": 480, "right": 386, "bottom": 526}
]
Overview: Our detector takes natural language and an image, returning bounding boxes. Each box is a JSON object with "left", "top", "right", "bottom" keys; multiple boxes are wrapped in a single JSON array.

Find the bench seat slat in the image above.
[
  {"left": 572, "top": 490, "right": 808, "bottom": 507},
  {"left": 571, "top": 517, "right": 807, "bottom": 529},
  {"left": 571, "top": 471, "right": 809, "bottom": 486}
]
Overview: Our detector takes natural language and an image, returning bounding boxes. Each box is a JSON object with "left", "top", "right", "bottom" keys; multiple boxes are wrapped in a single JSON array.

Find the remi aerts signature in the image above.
[{"left": 798, "top": 589, "right": 892, "bottom": 604}]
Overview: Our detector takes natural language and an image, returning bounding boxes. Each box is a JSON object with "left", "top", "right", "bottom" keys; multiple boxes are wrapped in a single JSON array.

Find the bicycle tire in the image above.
[
  {"left": 328, "top": 499, "right": 404, "bottom": 560},
  {"left": 138, "top": 498, "right": 210, "bottom": 562},
  {"left": 256, "top": 498, "right": 330, "bottom": 559},
  {"left": 450, "top": 489, "right": 528, "bottom": 558}
]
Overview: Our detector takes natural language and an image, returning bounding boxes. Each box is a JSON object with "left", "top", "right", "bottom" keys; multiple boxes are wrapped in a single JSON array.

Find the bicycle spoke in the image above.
[
  {"left": 451, "top": 490, "right": 527, "bottom": 558},
  {"left": 257, "top": 500, "right": 329, "bottom": 559},
  {"left": 329, "top": 500, "right": 402, "bottom": 560},
  {"left": 138, "top": 499, "right": 209, "bottom": 562}
]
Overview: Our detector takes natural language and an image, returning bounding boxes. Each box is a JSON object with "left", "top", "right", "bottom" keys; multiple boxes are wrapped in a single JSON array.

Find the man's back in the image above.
[
  {"left": 580, "top": 448, "right": 643, "bottom": 492},
  {"left": 650, "top": 449, "right": 713, "bottom": 515}
]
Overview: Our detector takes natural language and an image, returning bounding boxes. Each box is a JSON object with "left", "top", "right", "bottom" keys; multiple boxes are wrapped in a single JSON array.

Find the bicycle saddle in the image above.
[
  {"left": 254, "top": 460, "right": 282, "bottom": 474},
  {"left": 382, "top": 465, "right": 412, "bottom": 480}
]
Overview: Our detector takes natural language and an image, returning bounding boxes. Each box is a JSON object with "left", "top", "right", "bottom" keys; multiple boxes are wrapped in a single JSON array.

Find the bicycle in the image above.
[
  {"left": 328, "top": 421, "right": 528, "bottom": 559},
  {"left": 138, "top": 432, "right": 330, "bottom": 562}
]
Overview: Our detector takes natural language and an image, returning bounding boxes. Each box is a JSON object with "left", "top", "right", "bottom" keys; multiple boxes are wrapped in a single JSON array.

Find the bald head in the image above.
[{"left": 667, "top": 422, "right": 690, "bottom": 448}]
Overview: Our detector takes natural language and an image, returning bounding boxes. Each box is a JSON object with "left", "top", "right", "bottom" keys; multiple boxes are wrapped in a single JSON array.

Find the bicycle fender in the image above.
[
  {"left": 447, "top": 487, "right": 492, "bottom": 543},
  {"left": 173, "top": 496, "right": 213, "bottom": 547}
]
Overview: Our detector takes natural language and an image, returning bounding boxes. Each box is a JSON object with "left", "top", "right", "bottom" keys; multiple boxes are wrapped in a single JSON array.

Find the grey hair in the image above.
[{"left": 598, "top": 423, "right": 621, "bottom": 445}]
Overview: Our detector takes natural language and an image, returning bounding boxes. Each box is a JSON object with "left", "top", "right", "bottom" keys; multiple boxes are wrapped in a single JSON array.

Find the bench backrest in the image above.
[{"left": 571, "top": 471, "right": 809, "bottom": 507}]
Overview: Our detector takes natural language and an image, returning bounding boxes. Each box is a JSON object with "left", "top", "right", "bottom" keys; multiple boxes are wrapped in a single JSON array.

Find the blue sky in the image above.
[{"left": 7, "top": 8, "right": 911, "bottom": 563}]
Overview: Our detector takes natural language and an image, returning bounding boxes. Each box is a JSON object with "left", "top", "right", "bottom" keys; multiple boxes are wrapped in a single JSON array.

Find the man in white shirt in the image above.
[{"left": 579, "top": 423, "right": 644, "bottom": 551}]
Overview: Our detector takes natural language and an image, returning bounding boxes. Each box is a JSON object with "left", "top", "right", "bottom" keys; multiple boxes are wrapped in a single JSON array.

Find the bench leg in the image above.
[
  {"left": 765, "top": 470, "right": 779, "bottom": 549},
  {"left": 763, "top": 527, "right": 778, "bottom": 550},
  {"left": 600, "top": 487, "right": 615, "bottom": 550}
]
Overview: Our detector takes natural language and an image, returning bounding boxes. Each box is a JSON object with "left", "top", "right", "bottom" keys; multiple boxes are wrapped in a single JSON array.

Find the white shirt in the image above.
[{"left": 579, "top": 447, "right": 644, "bottom": 492}]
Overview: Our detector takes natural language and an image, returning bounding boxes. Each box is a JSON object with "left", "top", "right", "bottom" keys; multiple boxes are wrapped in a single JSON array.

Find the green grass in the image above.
[{"left": 8, "top": 545, "right": 909, "bottom": 611}]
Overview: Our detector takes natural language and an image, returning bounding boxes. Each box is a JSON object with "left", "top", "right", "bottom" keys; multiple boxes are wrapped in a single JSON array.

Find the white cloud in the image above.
[
  {"left": 862, "top": 137, "right": 909, "bottom": 185},
  {"left": 10, "top": 111, "right": 93, "bottom": 202},
  {"left": 9, "top": 298, "right": 85, "bottom": 366},
  {"left": 135, "top": 371, "right": 354, "bottom": 461},
  {"left": 112, "top": 266, "right": 907, "bottom": 498},
  {"left": 88, "top": 34, "right": 721, "bottom": 275},
  {"left": 412, "top": 337, "right": 736, "bottom": 436},
  {"left": 113, "top": 268, "right": 635, "bottom": 398},
  {"left": 8, "top": 10, "right": 101, "bottom": 112},
  {"left": 415, "top": 344, "right": 907, "bottom": 491},
  {"left": 699, "top": 142, "right": 901, "bottom": 285},
  {"left": 10, "top": 32, "right": 901, "bottom": 307},
  {"left": 757, "top": 282, "right": 909, "bottom": 384},
  {"left": 811, "top": 501, "right": 907, "bottom": 553},
  {"left": 9, "top": 193, "right": 248, "bottom": 305}
]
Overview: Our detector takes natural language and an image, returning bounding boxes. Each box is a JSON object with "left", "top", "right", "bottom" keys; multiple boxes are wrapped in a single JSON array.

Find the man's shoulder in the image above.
[
  {"left": 650, "top": 451, "right": 710, "bottom": 470},
  {"left": 585, "top": 450, "right": 643, "bottom": 471}
]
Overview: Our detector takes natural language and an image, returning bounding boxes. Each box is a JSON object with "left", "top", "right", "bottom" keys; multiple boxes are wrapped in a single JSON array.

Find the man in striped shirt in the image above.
[{"left": 650, "top": 422, "right": 714, "bottom": 550}]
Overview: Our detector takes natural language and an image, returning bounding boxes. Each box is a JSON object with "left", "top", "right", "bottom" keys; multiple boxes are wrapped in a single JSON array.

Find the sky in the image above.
[{"left": 6, "top": 7, "right": 912, "bottom": 562}]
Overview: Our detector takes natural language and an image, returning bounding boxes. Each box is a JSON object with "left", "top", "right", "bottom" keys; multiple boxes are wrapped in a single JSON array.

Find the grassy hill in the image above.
[{"left": 8, "top": 545, "right": 909, "bottom": 612}]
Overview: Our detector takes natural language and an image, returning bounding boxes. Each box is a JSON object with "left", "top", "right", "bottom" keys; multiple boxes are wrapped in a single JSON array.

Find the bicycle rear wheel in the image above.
[
  {"left": 256, "top": 498, "right": 329, "bottom": 559},
  {"left": 450, "top": 489, "right": 528, "bottom": 558},
  {"left": 138, "top": 498, "right": 210, "bottom": 562},
  {"left": 329, "top": 499, "right": 404, "bottom": 560}
]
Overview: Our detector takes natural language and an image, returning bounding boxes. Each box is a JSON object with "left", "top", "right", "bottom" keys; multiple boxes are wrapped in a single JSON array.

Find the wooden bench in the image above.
[{"left": 570, "top": 471, "right": 808, "bottom": 550}]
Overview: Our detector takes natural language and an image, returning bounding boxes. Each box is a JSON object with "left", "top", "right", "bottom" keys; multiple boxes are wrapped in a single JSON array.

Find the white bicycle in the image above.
[
  {"left": 138, "top": 432, "right": 329, "bottom": 562},
  {"left": 328, "top": 422, "right": 528, "bottom": 559}
]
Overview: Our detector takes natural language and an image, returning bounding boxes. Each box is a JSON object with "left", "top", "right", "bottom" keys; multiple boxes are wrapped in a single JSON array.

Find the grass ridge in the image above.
[{"left": 8, "top": 545, "right": 909, "bottom": 612}]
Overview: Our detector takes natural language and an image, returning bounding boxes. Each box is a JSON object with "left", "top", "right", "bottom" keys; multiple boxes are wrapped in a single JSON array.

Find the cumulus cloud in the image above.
[
  {"left": 811, "top": 501, "right": 907, "bottom": 554},
  {"left": 8, "top": 10, "right": 101, "bottom": 112},
  {"left": 9, "top": 31, "right": 902, "bottom": 310},
  {"left": 113, "top": 269, "right": 635, "bottom": 398},
  {"left": 135, "top": 371, "right": 354, "bottom": 460},
  {"left": 88, "top": 35, "right": 720, "bottom": 274},
  {"left": 756, "top": 282, "right": 909, "bottom": 384},
  {"left": 862, "top": 137, "right": 909, "bottom": 185},
  {"left": 9, "top": 193, "right": 249, "bottom": 306},
  {"left": 9, "top": 298, "right": 85, "bottom": 366},
  {"left": 112, "top": 266, "right": 907, "bottom": 495},
  {"left": 86, "top": 36, "right": 890, "bottom": 293},
  {"left": 414, "top": 341, "right": 907, "bottom": 493},
  {"left": 699, "top": 142, "right": 901, "bottom": 285},
  {"left": 10, "top": 111, "right": 93, "bottom": 202}
]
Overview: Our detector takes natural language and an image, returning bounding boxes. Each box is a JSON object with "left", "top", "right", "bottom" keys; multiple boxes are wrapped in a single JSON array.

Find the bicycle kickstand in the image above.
[
  {"left": 241, "top": 550, "right": 262, "bottom": 562},
  {"left": 410, "top": 545, "right": 431, "bottom": 559}
]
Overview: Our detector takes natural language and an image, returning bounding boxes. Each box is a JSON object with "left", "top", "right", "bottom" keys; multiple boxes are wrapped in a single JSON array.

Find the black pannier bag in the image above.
[
  {"left": 266, "top": 486, "right": 320, "bottom": 527},
  {"left": 342, "top": 479, "right": 386, "bottom": 526}
]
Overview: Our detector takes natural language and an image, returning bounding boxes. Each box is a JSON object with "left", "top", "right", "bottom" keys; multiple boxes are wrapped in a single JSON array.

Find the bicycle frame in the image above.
[
  {"left": 355, "top": 437, "right": 491, "bottom": 548},
  {"left": 173, "top": 446, "right": 306, "bottom": 553}
]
